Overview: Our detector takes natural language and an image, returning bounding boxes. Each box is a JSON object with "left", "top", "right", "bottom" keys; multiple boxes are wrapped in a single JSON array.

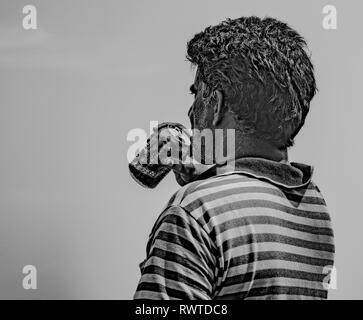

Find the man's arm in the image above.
[{"left": 133, "top": 205, "right": 217, "bottom": 300}]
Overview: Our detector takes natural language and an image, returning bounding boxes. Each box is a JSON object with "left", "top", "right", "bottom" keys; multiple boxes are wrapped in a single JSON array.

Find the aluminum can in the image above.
[{"left": 128, "top": 122, "right": 191, "bottom": 188}]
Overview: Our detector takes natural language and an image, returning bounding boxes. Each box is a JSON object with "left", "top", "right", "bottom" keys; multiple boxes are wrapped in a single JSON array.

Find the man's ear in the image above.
[{"left": 212, "top": 90, "right": 224, "bottom": 126}]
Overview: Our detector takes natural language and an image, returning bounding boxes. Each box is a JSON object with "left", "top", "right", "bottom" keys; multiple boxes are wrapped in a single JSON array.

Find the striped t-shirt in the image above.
[{"left": 133, "top": 157, "right": 335, "bottom": 300}]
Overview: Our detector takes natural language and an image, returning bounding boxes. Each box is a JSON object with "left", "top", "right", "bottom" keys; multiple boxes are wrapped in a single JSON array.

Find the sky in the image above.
[{"left": 0, "top": 0, "right": 362, "bottom": 299}]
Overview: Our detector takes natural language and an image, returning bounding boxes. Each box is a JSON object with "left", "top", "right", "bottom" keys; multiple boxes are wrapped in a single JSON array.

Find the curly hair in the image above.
[{"left": 186, "top": 16, "right": 317, "bottom": 148}]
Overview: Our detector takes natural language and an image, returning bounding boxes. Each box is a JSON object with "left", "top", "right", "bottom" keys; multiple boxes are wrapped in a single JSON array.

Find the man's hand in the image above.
[{"left": 155, "top": 126, "right": 212, "bottom": 186}]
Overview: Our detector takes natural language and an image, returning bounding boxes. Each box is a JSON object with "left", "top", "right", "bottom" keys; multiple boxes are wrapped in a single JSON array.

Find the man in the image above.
[{"left": 133, "top": 16, "right": 335, "bottom": 299}]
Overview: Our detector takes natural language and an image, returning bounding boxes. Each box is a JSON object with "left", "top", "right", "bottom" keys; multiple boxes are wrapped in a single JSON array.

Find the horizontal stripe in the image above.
[
  {"left": 189, "top": 203, "right": 331, "bottom": 240},
  {"left": 225, "top": 268, "right": 325, "bottom": 287},
  {"left": 221, "top": 233, "right": 334, "bottom": 253},
  {"left": 227, "top": 259, "right": 327, "bottom": 279},
  {"left": 219, "top": 276, "right": 326, "bottom": 296},
  {"left": 222, "top": 241, "right": 334, "bottom": 261},
  {"left": 185, "top": 195, "right": 329, "bottom": 221},
  {"left": 216, "top": 223, "right": 333, "bottom": 246},
  {"left": 193, "top": 174, "right": 318, "bottom": 194},
  {"left": 199, "top": 207, "right": 332, "bottom": 238},
  {"left": 228, "top": 251, "right": 334, "bottom": 269},
  {"left": 217, "top": 215, "right": 333, "bottom": 236},
  {"left": 217, "top": 284, "right": 327, "bottom": 300},
  {"left": 181, "top": 182, "right": 326, "bottom": 209}
]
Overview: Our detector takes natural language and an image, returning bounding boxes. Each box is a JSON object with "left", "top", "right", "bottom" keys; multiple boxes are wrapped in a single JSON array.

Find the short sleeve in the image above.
[{"left": 133, "top": 205, "right": 217, "bottom": 300}]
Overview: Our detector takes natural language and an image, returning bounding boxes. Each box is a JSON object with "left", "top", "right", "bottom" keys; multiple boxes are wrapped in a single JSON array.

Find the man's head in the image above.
[{"left": 187, "top": 16, "right": 317, "bottom": 150}]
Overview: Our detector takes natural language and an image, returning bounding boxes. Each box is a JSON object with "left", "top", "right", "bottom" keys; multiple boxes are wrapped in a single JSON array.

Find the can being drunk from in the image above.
[{"left": 128, "top": 122, "right": 191, "bottom": 189}]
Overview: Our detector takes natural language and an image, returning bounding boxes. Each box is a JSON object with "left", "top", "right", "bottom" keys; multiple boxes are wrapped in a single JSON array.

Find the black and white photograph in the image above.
[{"left": 0, "top": 0, "right": 362, "bottom": 309}]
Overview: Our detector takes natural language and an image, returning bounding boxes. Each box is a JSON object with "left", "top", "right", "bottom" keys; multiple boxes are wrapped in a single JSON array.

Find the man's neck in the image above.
[
  {"left": 214, "top": 134, "right": 288, "bottom": 164},
  {"left": 234, "top": 137, "right": 288, "bottom": 163}
]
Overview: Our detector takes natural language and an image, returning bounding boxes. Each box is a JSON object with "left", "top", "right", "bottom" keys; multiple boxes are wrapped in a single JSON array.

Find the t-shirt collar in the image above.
[{"left": 195, "top": 157, "right": 314, "bottom": 189}]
